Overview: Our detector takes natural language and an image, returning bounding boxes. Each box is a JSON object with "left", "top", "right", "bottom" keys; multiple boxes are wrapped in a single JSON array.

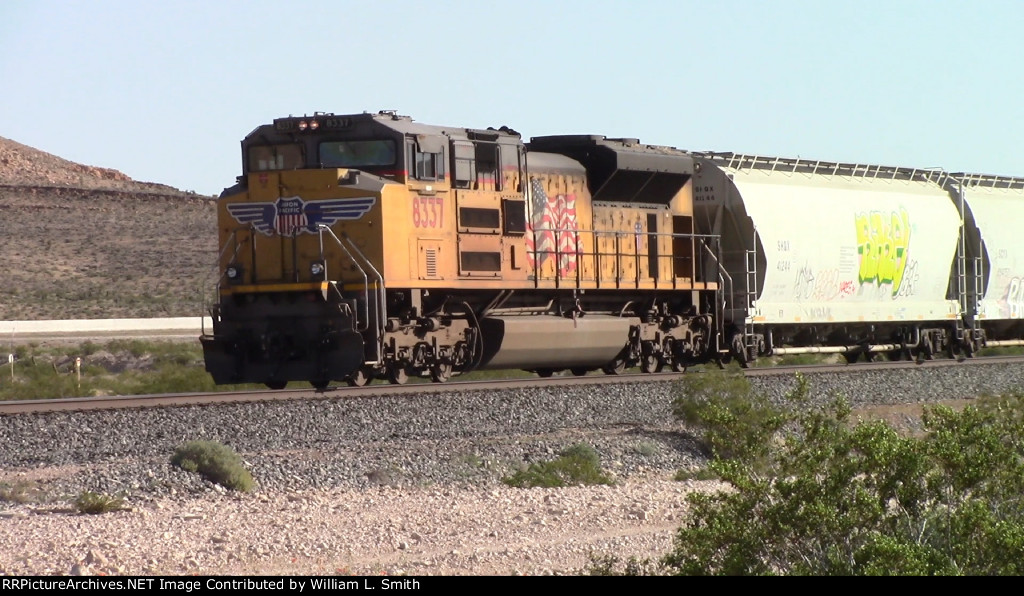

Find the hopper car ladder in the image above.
[{"left": 742, "top": 245, "right": 759, "bottom": 355}]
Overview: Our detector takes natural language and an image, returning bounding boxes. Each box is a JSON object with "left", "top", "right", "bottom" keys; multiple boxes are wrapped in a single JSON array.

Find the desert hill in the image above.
[{"left": 0, "top": 137, "right": 218, "bottom": 321}]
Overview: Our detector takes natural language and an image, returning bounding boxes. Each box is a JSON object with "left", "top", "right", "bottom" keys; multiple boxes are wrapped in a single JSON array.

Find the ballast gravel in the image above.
[{"left": 1, "top": 362, "right": 1022, "bottom": 575}]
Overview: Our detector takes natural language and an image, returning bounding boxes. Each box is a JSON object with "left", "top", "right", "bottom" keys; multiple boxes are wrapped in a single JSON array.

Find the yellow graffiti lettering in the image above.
[
  {"left": 855, "top": 207, "right": 911, "bottom": 297},
  {"left": 889, "top": 208, "right": 910, "bottom": 293}
]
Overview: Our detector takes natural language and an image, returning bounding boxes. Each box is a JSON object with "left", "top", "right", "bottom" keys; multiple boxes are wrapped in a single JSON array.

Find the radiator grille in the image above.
[{"left": 425, "top": 248, "right": 437, "bottom": 277}]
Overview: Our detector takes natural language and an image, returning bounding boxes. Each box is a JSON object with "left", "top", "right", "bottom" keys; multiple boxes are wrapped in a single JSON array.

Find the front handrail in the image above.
[{"left": 316, "top": 225, "right": 371, "bottom": 334}]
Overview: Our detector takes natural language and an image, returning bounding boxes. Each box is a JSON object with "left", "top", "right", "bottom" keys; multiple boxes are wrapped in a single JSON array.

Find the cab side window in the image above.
[{"left": 408, "top": 136, "right": 445, "bottom": 182}]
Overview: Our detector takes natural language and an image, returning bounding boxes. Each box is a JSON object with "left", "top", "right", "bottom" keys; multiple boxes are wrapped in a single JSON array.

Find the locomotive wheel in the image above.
[
  {"left": 430, "top": 362, "right": 452, "bottom": 383},
  {"left": 265, "top": 380, "right": 287, "bottom": 390},
  {"left": 346, "top": 366, "right": 373, "bottom": 387},
  {"left": 671, "top": 359, "right": 687, "bottom": 373},
  {"left": 387, "top": 365, "right": 410, "bottom": 385},
  {"left": 536, "top": 368, "right": 555, "bottom": 378},
  {"left": 601, "top": 358, "right": 627, "bottom": 375},
  {"left": 311, "top": 379, "right": 330, "bottom": 391},
  {"left": 842, "top": 352, "right": 859, "bottom": 364},
  {"left": 570, "top": 368, "right": 588, "bottom": 377},
  {"left": 641, "top": 353, "right": 662, "bottom": 374}
]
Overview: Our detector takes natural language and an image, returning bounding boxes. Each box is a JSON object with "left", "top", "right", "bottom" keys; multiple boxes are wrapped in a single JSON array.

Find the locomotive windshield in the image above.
[
  {"left": 320, "top": 140, "right": 396, "bottom": 168},
  {"left": 248, "top": 144, "right": 303, "bottom": 172}
]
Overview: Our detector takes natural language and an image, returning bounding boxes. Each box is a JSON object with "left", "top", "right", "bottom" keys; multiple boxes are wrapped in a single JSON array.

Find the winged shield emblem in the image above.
[{"left": 226, "top": 196, "right": 376, "bottom": 236}]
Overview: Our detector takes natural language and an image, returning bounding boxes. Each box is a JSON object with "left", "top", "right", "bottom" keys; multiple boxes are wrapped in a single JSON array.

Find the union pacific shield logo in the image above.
[
  {"left": 226, "top": 196, "right": 376, "bottom": 236},
  {"left": 274, "top": 197, "right": 308, "bottom": 235}
]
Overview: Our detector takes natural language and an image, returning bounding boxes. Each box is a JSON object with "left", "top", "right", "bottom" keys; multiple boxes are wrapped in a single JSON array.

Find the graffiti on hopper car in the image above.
[
  {"left": 855, "top": 207, "right": 911, "bottom": 297},
  {"left": 1006, "top": 277, "right": 1024, "bottom": 318},
  {"left": 794, "top": 264, "right": 843, "bottom": 302}
]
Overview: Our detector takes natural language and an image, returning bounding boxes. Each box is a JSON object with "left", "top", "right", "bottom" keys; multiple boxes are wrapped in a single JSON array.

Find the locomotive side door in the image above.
[{"left": 451, "top": 133, "right": 527, "bottom": 282}]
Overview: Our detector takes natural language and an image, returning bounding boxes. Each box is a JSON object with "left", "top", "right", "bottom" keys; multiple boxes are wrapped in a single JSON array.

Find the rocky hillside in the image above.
[{"left": 0, "top": 136, "right": 218, "bottom": 320}]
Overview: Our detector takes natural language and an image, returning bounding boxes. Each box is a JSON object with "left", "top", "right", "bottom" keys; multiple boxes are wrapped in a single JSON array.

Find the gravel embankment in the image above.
[{"left": 1, "top": 363, "right": 1023, "bottom": 576}]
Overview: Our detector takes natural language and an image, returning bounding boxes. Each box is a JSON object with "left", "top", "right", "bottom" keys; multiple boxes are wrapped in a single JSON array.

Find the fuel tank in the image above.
[{"left": 477, "top": 314, "right": 638, "bottom": 369}]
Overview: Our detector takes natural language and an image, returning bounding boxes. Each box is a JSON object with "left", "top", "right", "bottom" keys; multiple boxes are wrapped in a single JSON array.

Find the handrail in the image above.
[
  {"left": 341, "top": 230, "right": 387, "bottom": 362},
  {"left": 700, "top": 238, "right": 732, "bottom": 353},
  {"left": 316, "top": 225, "right": 370, "bottom": 333},
  {"left": 316, "top": 226, "right": 386, "bottom": 363}
]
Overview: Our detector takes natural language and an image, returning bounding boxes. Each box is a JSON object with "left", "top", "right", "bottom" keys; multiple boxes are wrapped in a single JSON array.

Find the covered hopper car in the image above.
[{"left": 200, "top": 111, "right": 1024, "bottom": 388}]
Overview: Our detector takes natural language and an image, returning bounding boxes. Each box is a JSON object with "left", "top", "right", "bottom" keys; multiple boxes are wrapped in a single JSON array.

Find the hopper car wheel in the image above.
[
  {"left": 536, "top": 368, "right": 555, "bottom": 378},
  {"left": 570, "top": 368, "right": 588, "bottom": 377},
  {"left": 842, "top": 352, "right": 860, "bottom": 364},
  {"left": 266, "top": 381, "right": 287, "bottom": 390},
  {"left": 387, "top": 365, "right": 410, "bottom": 385},
  {"left": 346, "top": 366, "right": 374, "bottom": 387},
  {"left": 430, "top": 362, "right": 452, "bottom": 383},
  {"left": 601, "top": 359, "right": 627, "bottom": 375},
  {"left": 671, "top": 360, "right": 687, "bottom": 373}
]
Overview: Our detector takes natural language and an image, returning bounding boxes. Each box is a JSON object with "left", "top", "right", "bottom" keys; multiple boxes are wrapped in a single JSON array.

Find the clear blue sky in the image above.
[{"left": 2, "top": 0, "right": 1022, "bottom": 196}]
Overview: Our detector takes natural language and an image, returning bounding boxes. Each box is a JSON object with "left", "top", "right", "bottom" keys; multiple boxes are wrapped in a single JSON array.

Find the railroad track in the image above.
[{"left": 3, "top": 355, "right": 1023, "bottom": 416}]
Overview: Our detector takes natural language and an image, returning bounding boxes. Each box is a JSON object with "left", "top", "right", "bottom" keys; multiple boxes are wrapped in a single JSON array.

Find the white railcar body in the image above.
[{"left": 729, "top": 169, "right": 961, "bottom": 325}]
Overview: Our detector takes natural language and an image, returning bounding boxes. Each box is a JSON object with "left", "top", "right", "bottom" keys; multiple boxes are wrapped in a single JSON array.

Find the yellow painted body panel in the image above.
[
  {"left": 216, "top": 168, "right": 715, "bottom": 294},
  {"left": 216, "top": 170, "right": 386, "bottom": 290}
]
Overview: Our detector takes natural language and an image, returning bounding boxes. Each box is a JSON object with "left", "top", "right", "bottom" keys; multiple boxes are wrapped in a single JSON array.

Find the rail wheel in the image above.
[
  {"left": 570, "top": 367, "right": 588, "bottom": 377},
  {"left": 387, "top": 365, "right": 410, "bottom": 385},
  {"left": 671, "top": 359, "right": 687, "bottom": 373},
  {"left": 601, "top": 358, "right": 626, "bottom": 375},
  {"left": 266, "top": 380, "right": 287, "bottom": 390},
  {"left": 641, "top": 353, "right": 662, "bottom": 374},
  {"left": 346, "top": 366, "right": 374, "bottom": 387},
  {"left": 536, "top": 368, "right": 555, "bottom": 378},
  {"left": 311, "top": 379, "right": 330, "bottom": 391},
  {"left": 430, "top": 362, "right": 452, "bottom": 383}
]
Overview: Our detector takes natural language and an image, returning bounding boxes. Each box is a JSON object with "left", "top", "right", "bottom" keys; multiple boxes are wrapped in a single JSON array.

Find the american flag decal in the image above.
[
  {"left": 226, "top": 195, "right": 376, "bottom": 236},
  {"left": 525, "top": 177, "right": 578, "bottom": 276}
]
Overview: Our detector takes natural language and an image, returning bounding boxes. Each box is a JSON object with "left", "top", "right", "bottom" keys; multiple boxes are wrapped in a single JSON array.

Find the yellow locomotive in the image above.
[{"left": 201, "top": 111, "right": 721, "bottom": 389}]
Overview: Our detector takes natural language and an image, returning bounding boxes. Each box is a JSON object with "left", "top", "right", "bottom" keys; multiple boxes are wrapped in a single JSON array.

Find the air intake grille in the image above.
[{"left": 425, "top": 248, "right": 437, "bottom": 278}]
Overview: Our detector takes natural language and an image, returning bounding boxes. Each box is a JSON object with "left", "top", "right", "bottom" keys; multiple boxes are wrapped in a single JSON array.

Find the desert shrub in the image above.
[
  {"left": 0, "top": 481, "right": 39, "bottom": 504},
  {"left": 672, "top": 367, "right": 791, "bottom": 462},
  {"left": 171, "top": 440, "right": 254, "bottom": 492},
  {"left": 502, "top": 443, "right": 613, "bottom": 488},
  {"left": 661, "top": 378, "right": 1024, "bottom": 575},
  {"left": 74, "top": 491, "right": 125, "bottom": 514},
  {"left": 586, "top": 553, "right": 661, "bottom": 576}
]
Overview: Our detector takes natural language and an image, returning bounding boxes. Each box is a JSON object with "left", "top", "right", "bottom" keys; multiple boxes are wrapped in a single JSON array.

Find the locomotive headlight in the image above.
[
  {"left": 298, "top": 120, "right": 308, "bottom": 131},
  {"left": 310, "top": 261, "right": 325, "bottom": 277},
  {"left": 309, "top": 119, "right": 319, "bottom": 131},
  {"left": 225, "top": 264, "right": 241, "bottom": 282}
]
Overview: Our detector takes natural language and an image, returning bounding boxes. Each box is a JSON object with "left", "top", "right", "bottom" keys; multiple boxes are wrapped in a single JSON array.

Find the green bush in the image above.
[
  {"left": 171, "top": 440, "right": 254, "bottom": 492},
  {"left": 74, "top": 491, "right": 125, "bottom": 514},
  {"left": 0, "top": 340, "right": 261, "bottom": 401},
  {"left": 502, "top": 443, "right": 614, "bottom": 488},
  {"left": 661, "top": 377, "right": 1024, "bottom": 576},
  {"left": 672, "top": 367, "right": 790, "bottom": 463}
]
